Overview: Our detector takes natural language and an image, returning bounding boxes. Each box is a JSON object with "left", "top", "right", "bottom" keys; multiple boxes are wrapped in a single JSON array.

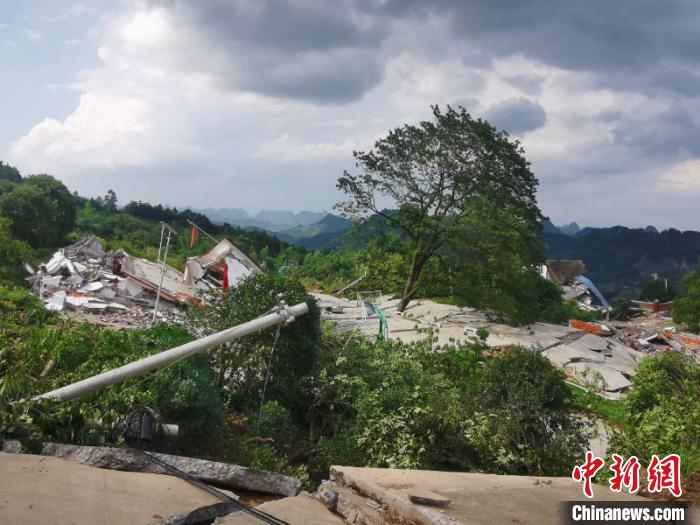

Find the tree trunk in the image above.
[{"left": 397, "top": 251, "right": 428, "bottom": 313}]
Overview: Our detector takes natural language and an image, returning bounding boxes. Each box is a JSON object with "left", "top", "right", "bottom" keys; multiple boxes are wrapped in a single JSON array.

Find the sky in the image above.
[{"left": 2, "top": 1, "right": 700, "bottom": 229}]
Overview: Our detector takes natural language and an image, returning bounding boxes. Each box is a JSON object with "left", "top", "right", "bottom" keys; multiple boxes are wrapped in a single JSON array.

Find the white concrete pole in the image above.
[{"left": 36, "top": 302, "right": 309, "bottom": 402}]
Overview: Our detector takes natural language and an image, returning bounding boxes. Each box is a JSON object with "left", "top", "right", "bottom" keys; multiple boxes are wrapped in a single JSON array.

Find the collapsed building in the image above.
[
  {"left": 28, "top": 235, "right": 262, "bottom": 327},
  {"left": 541, "top": 259, "right": 612, "bottom": 312}
]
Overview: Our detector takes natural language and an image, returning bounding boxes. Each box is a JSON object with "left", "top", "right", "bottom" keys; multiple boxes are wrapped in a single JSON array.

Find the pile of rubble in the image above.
[
  {"left": 541, "top": 259, "right": 612, "bottom": 313},
  {"left": 27, "top": 236, "right": 262, "bottom": 328},
  {"left": 614, "top": 323, "right": 700, "bottom": 358}
]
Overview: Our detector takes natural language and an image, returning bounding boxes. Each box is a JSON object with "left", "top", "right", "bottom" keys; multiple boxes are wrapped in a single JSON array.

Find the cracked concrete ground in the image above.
[{"left": 314, "top": 293, "right": 641, "bottom": 398}]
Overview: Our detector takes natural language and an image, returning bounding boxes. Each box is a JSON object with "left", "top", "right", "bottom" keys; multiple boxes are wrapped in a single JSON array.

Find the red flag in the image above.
[
  {"left": 222, "top": 264, "right": 229, "bottom": 293},
  {"left": 189, "top": 226, "right": 199, "bottom": 248}
]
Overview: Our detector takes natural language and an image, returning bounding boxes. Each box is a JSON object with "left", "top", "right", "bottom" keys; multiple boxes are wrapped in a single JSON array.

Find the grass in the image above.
[{"left": 567, "top": 383, "right": 628, "bottom": 428}]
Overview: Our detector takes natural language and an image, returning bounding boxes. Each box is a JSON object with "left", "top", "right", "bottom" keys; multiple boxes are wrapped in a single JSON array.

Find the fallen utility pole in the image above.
[{"left": 36, "top": 301, "right": 308, "bottom": 403}]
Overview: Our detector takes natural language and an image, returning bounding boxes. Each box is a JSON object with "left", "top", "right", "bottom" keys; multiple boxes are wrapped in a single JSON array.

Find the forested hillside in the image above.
[{"left": 544, "top": 226, "right": 700, "bottom": 300}]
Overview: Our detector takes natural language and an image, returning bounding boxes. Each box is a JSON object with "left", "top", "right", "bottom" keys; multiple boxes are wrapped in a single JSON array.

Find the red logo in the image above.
[
  {"left": 609, "top": 454, "right": 641, "bottom": 493},
  {"left": 647, "top": 454, "right": 682, "bottom": 497},
  {"left": 572, "top": 451, "right": 605, "bottom": 498},
  {"left": 573, "top": 452, "right": 682, "bottom": 498}
]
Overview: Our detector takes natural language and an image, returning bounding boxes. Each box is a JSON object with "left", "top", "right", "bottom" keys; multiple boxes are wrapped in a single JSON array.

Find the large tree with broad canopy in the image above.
[{"left": 336, "top": 105, "right": 542, "bottom": 312}]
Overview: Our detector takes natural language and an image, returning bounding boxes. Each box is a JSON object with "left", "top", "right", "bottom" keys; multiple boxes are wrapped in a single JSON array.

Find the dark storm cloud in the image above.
[
  {"left": 381, "top": 1, "right": 700, "bottom": 78},
  {"left": 609, "top": 108, "right": 700, "bottom": 157},
  {"left": 501, "top": 74, "right": 543, "bottom": 96},
  {"left": 483, "top": 98, "right": 546, "bottom": 135},
  {"left": 161, "top": 0, "right": 389, "bottom": 102},
  {"left": 162, "top": 0, "right": 700, "bottom": 103}
]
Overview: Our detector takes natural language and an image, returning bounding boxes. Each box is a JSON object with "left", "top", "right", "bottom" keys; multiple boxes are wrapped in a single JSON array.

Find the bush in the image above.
[
  {"left": 673, "top": 269, "right": 700, "bottom": 332},
  {"left": 0, "top": 219, "right": 30, "bottom": 286},
  {"left": 0, "top": 314, "right": 223, "bottom": 451},
  {"left": 608, "top": 353, "right": 700, "bottom": 479},
  {"left": 0, "top": 174, "right": 76, "bottom": 247},
  {"left": 306, "top": 332, "right": 586, "bottom": 477},
  {"left": 466, "top": 349, "right": 587, "bottom": 475},
  {"left": 186, "top": 272, "right": 321, "bottom": 422}
]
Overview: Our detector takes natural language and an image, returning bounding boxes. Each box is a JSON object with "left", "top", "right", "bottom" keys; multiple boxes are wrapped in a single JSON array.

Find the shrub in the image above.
[
  {"left": 608, "top": 353, "right": 700, "bottom": 478},
  {"left": 466, "top": 349, "right": 588, "bottom": 475},
  {"left": 186, "top": 272, "right": 321, "bottom": 422},
  {"left": 673, "top": 269, "right": 700, "bottom": 332}
]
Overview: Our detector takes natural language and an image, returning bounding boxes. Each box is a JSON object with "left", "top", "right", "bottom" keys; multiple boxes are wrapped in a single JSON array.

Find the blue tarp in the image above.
[{"left": 575, "top": 275, "right": 611, "bottom": 310}]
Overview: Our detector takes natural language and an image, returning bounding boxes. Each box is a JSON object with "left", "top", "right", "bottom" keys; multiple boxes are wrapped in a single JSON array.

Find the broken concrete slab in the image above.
[
  {"left": 328, "top": 466, "right": 650, "bottom": 525},
  {"left": 63, "top": 236, "right": 106, "bottom": 260},
  {"left": 543, "top": 259, "right": 586, "bottom": 284},
  {"left": 564, "top": 362, "right": 633, "bottom": 392},
  {"left": 330, "top": 466, "right": 455, "bottom": 525},
  {"left": 40, "top": 443, "right": 301, "bottom": 497},
  {"left": 317, "top": 481, "right": 385, "bottom": 524},
  {"left": 121, "top": 256, "right": 202, "bottom": 305},
  {"left": 215, "top": 494, "right": 344, "bottom": 525},
  {"left": 571, "top": 333, "right": 610, "bottom": 353},
  {"left": 44, "top": 290, "right": 66, "bottom": 311},
  {"left": 407, "top": 488, "right": 451, "bottom": 507},
  {"left": 0, "top": 452, "right": 237, "bottom": 525},
  {"left": 543, "top": 343, "right": 607, "bottom": 367},
  {"left": 78, "top": 281, "right": 104, "bottom": 293}
]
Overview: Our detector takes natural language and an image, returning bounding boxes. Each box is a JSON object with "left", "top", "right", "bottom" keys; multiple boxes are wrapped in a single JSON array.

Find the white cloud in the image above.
[
  {"left": 20, "top": 29, "right": 43, "bottom": 41},
  {"left": 659, "top": 159, "right": 700, "bottom": 190},
  {"left": 7, "top": 1, "right": 700, "bottom": 227}
]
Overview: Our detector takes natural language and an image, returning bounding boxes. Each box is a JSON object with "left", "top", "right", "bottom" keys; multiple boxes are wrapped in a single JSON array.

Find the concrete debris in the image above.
[
  {"left": 407, "top": 489, "right": 452, "bottom": 508},
  {"left": 185, "top": 239, "right": 262, "bottom": 290},
  {"left": 317, "top": 481, "right": 385, "bottom": 524},
  {"left": 40, "top": 442, "right": 301, "bottom": 497},
  {"left": 614, "top": 322, "right": 699, "bottom": 359},
  {"left": 542, "top": 260, "right": 611, "bottom": 312},
  {"left": 317, "top": 466, "right": 650, "bottom": 525},
  {"left": 29, "top": 235, "right": 261, "bottom": 328}
]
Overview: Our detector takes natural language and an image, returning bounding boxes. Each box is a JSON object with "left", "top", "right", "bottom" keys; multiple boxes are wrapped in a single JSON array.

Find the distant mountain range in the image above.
[
  {"left": 275, "top": 214, "right": 354, "bottom": 250},
  {"left": 542, "top": 220, "right": 659, "bottom": 238},
  {"left": 196, "top": 208, "right": 328, "bottom": 232}
]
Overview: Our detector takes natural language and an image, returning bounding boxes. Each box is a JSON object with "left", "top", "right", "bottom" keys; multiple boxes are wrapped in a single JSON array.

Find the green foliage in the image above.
[
  {"left": 608, "top": 353, "right": 700, "bottom": 478},
  {"left": 639, "top": 278, "right": 675, "bottom": 302},
  {"left": 0, "top": 174, "right": 76, "bottom": 247},
  {"left": 186, "top": 272, "right": 321, "bottom": 421},
  {"left": 466, "top": 349, "right": 587, "bottom": 475},
  {"left": 0, "top": 218, "right": 30, "bottom": 285},
  {"left": 336, "top": 105, "right": 542, "bottom": 312},
  {"left": 567, "top": 385, "right": 628, "bottom": 428},
  {"left": 0, "top": 285, "right": 55, "bottom": 330},
  {"left": 297, "top": 249, "right": 360, "bottom": 292},
  {"left": 0, "top": 289, "right": 222, "bottom": 452},
  {"left": 307, "top": 334, "right": 466, "bottom": 470},
  {"left": 673, "top": 269, "right": 700, "bottom": 332},
  {"left": 0, "top": 161, "right": 21, "bottom": 183},
  {"left": 306, "top": 332, "right": 585, "bottom": 477}
]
